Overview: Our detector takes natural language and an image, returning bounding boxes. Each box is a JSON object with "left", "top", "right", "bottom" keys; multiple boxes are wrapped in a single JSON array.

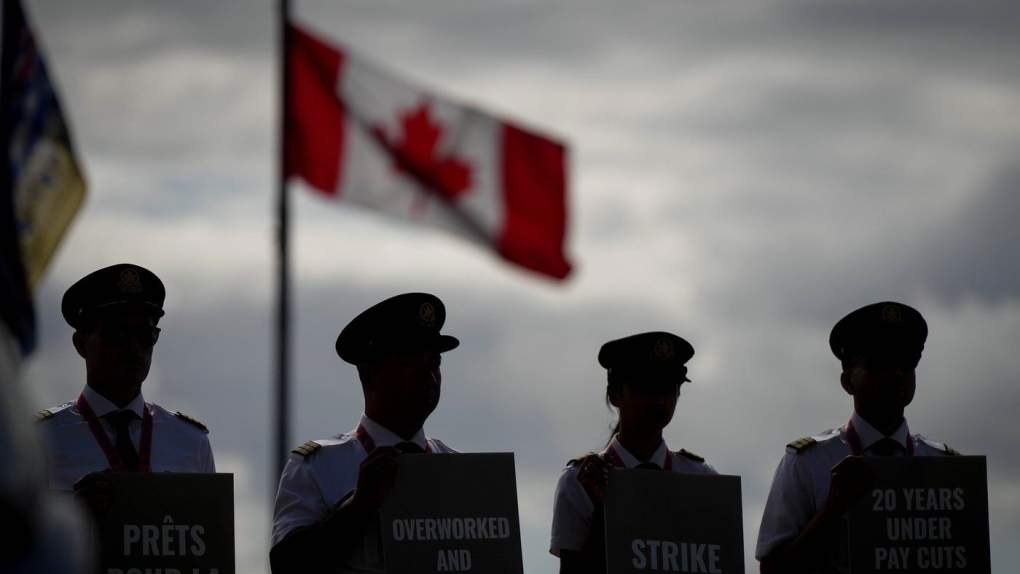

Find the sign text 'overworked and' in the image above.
[{"left": 379, "top": 453, "right": 524, "bottom": 573}]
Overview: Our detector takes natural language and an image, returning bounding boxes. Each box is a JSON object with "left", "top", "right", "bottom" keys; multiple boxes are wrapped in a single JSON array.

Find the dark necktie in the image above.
[
  {"left": 105, "top": 410, "right": 141, "bottom": 471},
  {"left": 870, "top": 438, "right": 902, "bottom": 457},
  {"left": 635, "top": 462, "right": 661, "bottom": 470},
  {"left": 396, "top": 441, "right": 425, "bottom": 454}
]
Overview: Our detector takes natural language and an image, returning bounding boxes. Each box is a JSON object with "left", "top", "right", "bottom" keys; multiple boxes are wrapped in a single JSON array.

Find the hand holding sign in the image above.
[
  {"left": 352, "top": 446, "right": 401, "bottom": 509},
  {"left": 576, "top": 453, "right": 610, "bottom": 507},
  {"left": 823, "top": 455, "right": 879, "bottom": 517},
  {"left": 72, "top": 467, "right": 115, "bottom": 516}
]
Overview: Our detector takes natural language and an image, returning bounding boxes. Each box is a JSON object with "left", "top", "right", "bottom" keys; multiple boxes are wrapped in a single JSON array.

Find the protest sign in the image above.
[
  {"left": 379, "top": 453, "right": 523, "bottom": 573},
  {"left": 94, "top": 473, "right": 234, "bottom": 574},
  {"left": 849, "top": 456, "right": 990, "bottom": 573},
  {"left": 604, "top": 471, "right": 744, "bottom": 573}
]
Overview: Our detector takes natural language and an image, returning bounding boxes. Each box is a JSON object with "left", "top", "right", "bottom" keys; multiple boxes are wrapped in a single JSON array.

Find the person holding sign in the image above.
[
  {"left": 756, "top": 301, "right": 962, "bottom": 574},
  {"left": 270, "top": 292, "right": 461, "bottom": 574},
  {"left": 550, "top": 331, "right": 718, "bottom": 574},
  {"left": 35, "top": 264, "right": 216, "bottom": 515}
]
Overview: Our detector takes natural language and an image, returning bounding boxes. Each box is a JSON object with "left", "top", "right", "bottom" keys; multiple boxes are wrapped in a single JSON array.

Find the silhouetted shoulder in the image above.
[
  {"left": 173, "top": 411, "right": 208, "bottom": 432},
  {"left": 565, "top": 451, "right": 598, "bottom": 467},
  {"left": 915, "top": 434, "right": 962, "bottom": 456},
  {"left": 676, "top": 448, "right": 705, "bottom": 462},
  {"left": 785, "top": 428, "right": 842, "bottom": 455},
  {"left": 34, "top": 402, "right": 73, "bottom": 423},
  {"left": 148, "top": 403, "right": 210, "bottom": 434},
  {"left": 291, "top": 440, "right": 321, "bottom": 459},
  {"left": 425, "top": 437, "right": 458, "bottom": 453},
  {"left": 290, "top": 435, "right": 357, "bottom": 461}
]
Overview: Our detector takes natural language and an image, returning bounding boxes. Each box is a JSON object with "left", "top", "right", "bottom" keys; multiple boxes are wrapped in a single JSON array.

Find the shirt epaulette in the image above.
[
  {"left": 567, "top": 451, "right": 597, "bottom": 465},
  {"left": 173, "top": 411, "right": 208, "bottom": 432},
  {"left": 292, "top": 440, "right": 322, "bottom": 459},
  {"left": 677, "top": 448, "right": 705, "bottom": 462},
  {"left": 787, "top": 436, "right": 817, "bottom": 453},
  {"left": 916, "top": 434, "right": 962, "bottom": 456},
  {"left": 36, "top": 402, "right": 72, "bottom": 421}
]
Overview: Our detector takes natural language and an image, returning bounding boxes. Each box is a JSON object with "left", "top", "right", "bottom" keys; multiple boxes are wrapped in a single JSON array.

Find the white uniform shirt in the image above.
[
  {"left": 37, "top": 386, "right": 216, "bottom": 490},
  {"left": 755, "top": 412, "right": 957, "bottom": 573},
  {"left": 549, "top": 434, "right": 718, "bottom": 556},
  {"left": 271, "top": 414, "right": 458, "bottom": 573}
]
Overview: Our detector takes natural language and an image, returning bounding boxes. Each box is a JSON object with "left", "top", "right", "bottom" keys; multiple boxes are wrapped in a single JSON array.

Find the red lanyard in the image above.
[
  {"left": 844, "top": 418, "right": 914, "bottom": 457},
  {"left": 355, "top": 423, "right": 432, "bottom": 454},
  {"left": 76, "top": 393, "right": 154, "bottom": 472},
  {"left": 604, "top": 444, "right": 674, "bottom": 470}
]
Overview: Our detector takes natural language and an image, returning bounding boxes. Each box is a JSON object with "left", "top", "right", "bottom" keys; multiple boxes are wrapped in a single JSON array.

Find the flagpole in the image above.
[{"left": 274, "top": 0, "right": 292, "bottom": 481}]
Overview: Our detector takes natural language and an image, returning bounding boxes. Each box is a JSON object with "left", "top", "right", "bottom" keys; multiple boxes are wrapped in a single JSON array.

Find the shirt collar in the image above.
[
  {"left": 358, "top": 414, "right": 427, "bottom": 450},
  {"left": 606, "top": 434, "right": 669, "bottom": 468},
  {"left": 851, "top": 411, "right": 910, "bottom": 450},
  {"left": 82, "top": 385, "right": 145, "bottom": 418}
]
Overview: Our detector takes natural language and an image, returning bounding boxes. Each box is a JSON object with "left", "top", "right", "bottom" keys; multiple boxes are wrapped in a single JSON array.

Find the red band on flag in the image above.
[
  {"left": 499, "top": 124, "right": 571, "bottom": 279},
  {"left": 285, "top": 23, "right": 346, "bottom": 194},
  {"left": 285, "top": 20, "right": 573, "bottom": 280}
]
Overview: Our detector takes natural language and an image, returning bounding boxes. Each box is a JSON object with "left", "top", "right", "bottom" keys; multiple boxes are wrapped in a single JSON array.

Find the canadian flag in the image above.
[{"left": 284, "top": 22, "right": 572, "bottom": 280}]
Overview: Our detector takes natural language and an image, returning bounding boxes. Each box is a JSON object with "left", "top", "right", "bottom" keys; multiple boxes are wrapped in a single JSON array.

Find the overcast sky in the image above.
[{"left": 16, "top": 0, "right": 1020, "bottom": 571}]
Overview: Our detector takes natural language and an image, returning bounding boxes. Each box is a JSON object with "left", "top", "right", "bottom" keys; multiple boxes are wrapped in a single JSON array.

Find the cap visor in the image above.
[
  {"left": 94, "top": 300, "right": 165, "bottom": 318},
  {"left": 438, "top": 335, "right": 460, "bottom": 353}
]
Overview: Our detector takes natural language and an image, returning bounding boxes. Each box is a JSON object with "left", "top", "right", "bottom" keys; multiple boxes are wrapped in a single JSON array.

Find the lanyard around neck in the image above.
[{"left": 76, "top": 393, "right": 154, "bottom": 472}]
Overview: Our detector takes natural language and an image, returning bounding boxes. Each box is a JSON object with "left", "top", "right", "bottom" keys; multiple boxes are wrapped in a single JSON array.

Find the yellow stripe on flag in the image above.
[{"left": 13, "top": 139, "right": 85, "bottom": 291}]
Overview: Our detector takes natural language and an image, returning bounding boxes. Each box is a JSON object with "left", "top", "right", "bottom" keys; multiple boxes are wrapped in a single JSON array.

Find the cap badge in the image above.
[
  {"left": 118, "top": 267, "right": 143, "bottom": 294},
  {"left": 653, "top": 338, "right": 675, "bottom": 361},
  {"left": 419, "top": 302, "right": 436, "bottom": 326},
  {"left": 881, "top": 304, "right": 903, "bottom": 325}
]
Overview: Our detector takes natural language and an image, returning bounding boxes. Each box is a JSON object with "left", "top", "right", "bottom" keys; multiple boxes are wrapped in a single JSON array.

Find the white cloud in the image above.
[{"left": 18, "top": 1, "right": 1020, "bottom": 572}]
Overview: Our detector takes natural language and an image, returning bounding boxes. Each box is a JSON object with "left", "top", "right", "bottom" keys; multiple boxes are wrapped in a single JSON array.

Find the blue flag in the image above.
[{"left": 1, "top": 0, "right": 86, "bottom": 355}]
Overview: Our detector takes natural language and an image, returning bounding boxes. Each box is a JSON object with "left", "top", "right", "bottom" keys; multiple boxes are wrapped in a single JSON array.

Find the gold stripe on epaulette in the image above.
[
  {"left": 34, "top": 409, "right": 53, "bottom": 421},
  {"left": 678, "top": 449, "right": 705, "bottom": 462},
  {"left": 787, "top": 437, "right": 817, "bottom": 453},
  {"left": 173, "top": 411, "right": 208, "bottom": 431},
  {"left": 293, "top": 440, "right": 322, "bottom": 459},
  {"left": 944, "top": 443, "right": 961, "bottom": 456}
]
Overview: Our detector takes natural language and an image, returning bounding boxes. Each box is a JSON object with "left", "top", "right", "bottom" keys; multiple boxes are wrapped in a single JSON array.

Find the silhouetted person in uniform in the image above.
[
  {"left": 550, "top": 332, "right": 717, "bottom": 574},
  {"left": 270, "top": 292, "right": 460, "bottom": 573},
  {"left": 756, "top": 301, "right": 961, "bottom": 574},
  {"left": 36, "top": 263, "right": 215, "bottom": 518}
]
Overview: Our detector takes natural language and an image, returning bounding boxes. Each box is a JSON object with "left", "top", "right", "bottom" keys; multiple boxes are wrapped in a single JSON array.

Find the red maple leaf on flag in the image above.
[{"left": 371, "top": 100, "right": 473, "bottom": 203}]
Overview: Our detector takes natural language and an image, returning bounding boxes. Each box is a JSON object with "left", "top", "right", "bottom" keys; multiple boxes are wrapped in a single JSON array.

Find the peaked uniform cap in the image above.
[
  {"left": 61, "top": 264, "right": 166, "bottom": 329},
  {"left": 335, "top": 292, "right": 460, "bottom": 364},
  {"left": 598, "top": 331, "right": 695, "bottom": 382},
  {"left": 829, "top": 301, "right": 927, "bottom": 363}
]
